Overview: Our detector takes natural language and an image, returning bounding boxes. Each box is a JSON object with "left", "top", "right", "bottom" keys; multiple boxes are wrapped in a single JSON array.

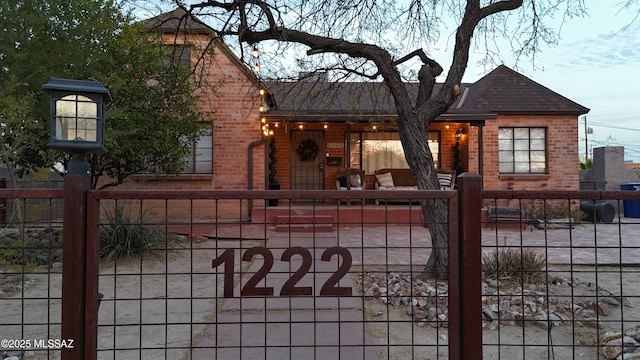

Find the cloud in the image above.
[{"left": 552, "top": 21, "right": 640, "bottom": 70}]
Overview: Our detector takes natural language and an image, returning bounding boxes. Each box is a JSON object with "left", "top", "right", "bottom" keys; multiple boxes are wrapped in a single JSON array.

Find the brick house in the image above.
[
  {"left": 266, "top": 66, "right": 589, "bottom": 192},
  {"left": 131, "top": 8, "right": 589, "bottom": 219}
]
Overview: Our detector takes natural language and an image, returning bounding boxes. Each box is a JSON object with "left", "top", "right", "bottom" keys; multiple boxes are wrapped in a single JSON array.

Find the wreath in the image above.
[{"left": 297, "top": 138, "right": 319, "bottom": 161}]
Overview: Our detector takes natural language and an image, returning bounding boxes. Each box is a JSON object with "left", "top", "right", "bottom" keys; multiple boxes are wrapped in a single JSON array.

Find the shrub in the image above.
[
  {"left": 99, "top": 203, "right": 179, "bottom": 261},
  {"left": 0, "top": 238, "right": 37, "bottom": 272},
  {"left": 525, "top": 200, "right": 585, "bottom": 222},
  {"left": 482, "top": 248, "right": 546, "bottom": 285}
]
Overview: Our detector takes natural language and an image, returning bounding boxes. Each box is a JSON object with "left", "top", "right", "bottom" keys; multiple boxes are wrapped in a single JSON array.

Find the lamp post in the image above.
[{"left": 43, "top": 78, "right": 110, "bottom": 360}]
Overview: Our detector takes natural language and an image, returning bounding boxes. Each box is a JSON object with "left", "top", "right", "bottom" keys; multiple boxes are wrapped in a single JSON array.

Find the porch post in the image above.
[
  {"left": 345, "top": 122, "right": 351, "bottom": 171},
  {"left": 477, "top": 125, "right": 485, "bottom": 189}
]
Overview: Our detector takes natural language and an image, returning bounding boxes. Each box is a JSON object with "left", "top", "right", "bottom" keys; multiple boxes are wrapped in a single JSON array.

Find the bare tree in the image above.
[{"left": 181, "top": 0, "right": 585, "bottom": 278}]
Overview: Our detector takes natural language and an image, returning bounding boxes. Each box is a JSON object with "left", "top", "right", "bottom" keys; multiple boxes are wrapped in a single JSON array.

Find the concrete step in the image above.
[
  {"left": 274, "top": 214, "right": 334, "bottom": 224},
  {"left": 274, "top": 223, "right": 335, "bottom": 233}
]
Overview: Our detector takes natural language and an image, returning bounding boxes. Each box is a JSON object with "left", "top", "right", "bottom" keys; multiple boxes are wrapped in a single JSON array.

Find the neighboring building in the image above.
[
  {"left": 126, "top": 8, "right": 589, "bottom": 219},
  {"left": 581, "top": 146, "right": 640, "bottom": 191}
]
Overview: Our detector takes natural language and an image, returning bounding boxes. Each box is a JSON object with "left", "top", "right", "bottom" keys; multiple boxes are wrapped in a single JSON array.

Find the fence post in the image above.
[
  {"left": 61, "top": 157, "right": 91, "bottom": 360},
  {"left": 454, "top": 173, "right": 483, "bottom": 359}
]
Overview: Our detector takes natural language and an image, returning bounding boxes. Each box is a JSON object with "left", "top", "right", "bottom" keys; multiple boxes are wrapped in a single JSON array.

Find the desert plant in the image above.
[
  {"left": 268, "top": 137, "right": 279, "bottom": 186},
  {"left": 482, "top": 248, "right": 546, "bottom": 285},
  {"left": 0, "top": 238, "right": 37, "bottom": 272},
  {"left": 525, "top": 200, "right": 585, "bottom": 223},
  {"left": 99, "top": 203, "right": 179, "bottom": 261}
]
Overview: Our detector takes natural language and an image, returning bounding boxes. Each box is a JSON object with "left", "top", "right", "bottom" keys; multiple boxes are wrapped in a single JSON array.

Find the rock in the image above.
[
  {"left": 597, "top": 302, "right": 610, "bottom": 316},
  {"left": 601, "top": 331, "right": 624, "bottom": 360},
  {"left": 602, "top": 297, "right": 621, "bottom": 307},
  {"left": 482, "top": 308, "right": 498, "bottom": 321},
  {"left": 534, "top": 313, "right": 562, "bottom": 330},
  {"left": 625, "top": 325, "right": 640, "bottom": 341},
  {"left": 514, "top": 313, "right": 534, "bottom": 327},
  {"left": 618, "top": 352, "right": 640, "bottom": 359}
]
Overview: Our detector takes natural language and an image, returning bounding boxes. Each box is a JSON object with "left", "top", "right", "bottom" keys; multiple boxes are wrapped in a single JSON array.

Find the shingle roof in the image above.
[
  {"left": 264, "top": 80, "right": 476, "bottom": 113},
  {"left": 142, "top": 6, "right": 213, "bottom": 35},
  {"left": 452, "top": 65, "right": 589, "bottom": 115},
  {"left": 265, "top": 65, "right": 589, "bottom": 120}
]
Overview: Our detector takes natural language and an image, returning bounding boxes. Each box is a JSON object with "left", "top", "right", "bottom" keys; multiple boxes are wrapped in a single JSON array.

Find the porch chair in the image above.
[
  {"left": 436, "top": 169, "right": 456, "bottom": 190},
  {"left": 336, "top": 168, "right": 365, "bottom": 204}
]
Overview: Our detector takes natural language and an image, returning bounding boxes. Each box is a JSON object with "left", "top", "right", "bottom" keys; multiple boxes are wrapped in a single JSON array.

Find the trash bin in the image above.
[
  {"left": 620, "top": 183, "right": 640, "bottom": 218},
  {"left": 580, "top": 201, "right": 615, "bottom": 223}
]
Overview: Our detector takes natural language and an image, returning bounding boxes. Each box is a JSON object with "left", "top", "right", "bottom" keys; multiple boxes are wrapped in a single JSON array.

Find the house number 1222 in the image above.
[{"left": 212, "top": 246, "right": 352, "bottom": 297}]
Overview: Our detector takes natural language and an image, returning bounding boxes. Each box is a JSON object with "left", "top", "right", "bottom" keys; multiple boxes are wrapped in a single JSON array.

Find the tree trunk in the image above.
[{"left": 395, "top": 111, "right": 449, "bottom": 279}]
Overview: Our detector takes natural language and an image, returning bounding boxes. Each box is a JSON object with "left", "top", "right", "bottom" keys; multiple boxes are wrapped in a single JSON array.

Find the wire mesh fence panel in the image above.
[
  {"left": 0, "top": 190, "right": 64, "bottom": 360},
  {"left": 90, "top": 190, "right": 457, "bottom": 360},
  {"left": 480, "top": 192, "right": 640, "bottom": 359}
]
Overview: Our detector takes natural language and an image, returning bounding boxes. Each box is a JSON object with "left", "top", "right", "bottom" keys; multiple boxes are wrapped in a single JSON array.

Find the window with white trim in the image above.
[
  {"left": 182, "top": 125, "right": 212, "bottom": 174},
  {"left": 498, "top": 127, "right": 547, "bottom": 174},
  {"left": 349, "top": 131, "right": 440, "bottom": 173}
]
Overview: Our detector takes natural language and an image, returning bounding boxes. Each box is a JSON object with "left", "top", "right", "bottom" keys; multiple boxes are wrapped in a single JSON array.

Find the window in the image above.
[
  {"left": 349, "top": 131, "right": 440, "bottom": 173},
  {"left": 182, "top": 125, "right": 213, "bottom": 174},
  {"left": 164, "top": 45, "right": 191, "bottom": 69},
  {"left": 498, "top": 127, "right": 547, "bottom": 173}
]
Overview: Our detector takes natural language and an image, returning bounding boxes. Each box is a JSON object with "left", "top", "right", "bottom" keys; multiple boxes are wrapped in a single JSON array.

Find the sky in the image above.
[
  {"left": 460, "top": 1, "right": 640, "bottom": 163},
  {"left": 141, "top": 1, "right": 640, "bottom": 162}
]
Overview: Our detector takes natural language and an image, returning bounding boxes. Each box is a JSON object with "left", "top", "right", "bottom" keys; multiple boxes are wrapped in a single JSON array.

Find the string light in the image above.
[{"left": 254, "top": 44, "right": 273, "bottom": 137}]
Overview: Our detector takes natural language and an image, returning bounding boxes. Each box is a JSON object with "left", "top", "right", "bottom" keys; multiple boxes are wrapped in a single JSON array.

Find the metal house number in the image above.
[{"left": 212, "top": 246, "right": 353, "bottom": 297}]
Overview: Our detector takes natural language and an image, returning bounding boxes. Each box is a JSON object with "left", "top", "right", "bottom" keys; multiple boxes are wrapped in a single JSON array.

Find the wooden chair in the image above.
[
  {"left": 336, "top": 168, "right": 365, "bottom": 190},
  {"left": 436, "top": 169, "right": 456, "bottom": 190},
  {"left": 336, "top": 168, "right": 365, "bottom": 204}
]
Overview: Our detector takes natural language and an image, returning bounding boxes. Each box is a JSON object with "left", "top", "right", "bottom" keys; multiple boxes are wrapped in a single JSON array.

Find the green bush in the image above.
[
  {"left": 99, "top": 204, "right": 179, "bottom": 261},
  {"left": 482, "top": 248, "right": 546, "bottom": 285},
  {"left": 0, "top": 238, "right": 37, "bottom": 271}
]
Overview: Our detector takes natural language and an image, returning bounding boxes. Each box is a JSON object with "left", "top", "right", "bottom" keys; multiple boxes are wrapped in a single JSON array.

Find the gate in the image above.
[{"left": 86, "top": 185, "right": 464, "bottom": 359}]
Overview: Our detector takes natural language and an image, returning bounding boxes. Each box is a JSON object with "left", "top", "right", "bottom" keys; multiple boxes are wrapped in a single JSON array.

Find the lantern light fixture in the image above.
[{"left": 43, "top": 78, "right": 111, "bottom": 155}]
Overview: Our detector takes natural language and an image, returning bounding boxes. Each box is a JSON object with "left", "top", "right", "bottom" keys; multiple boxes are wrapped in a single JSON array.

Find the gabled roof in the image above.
[
  {"left": 142, "top": 6, "right": 213, "bottom": 35},
  {"left": 452, "top": 65, "right": 589, "bottom": 115},
  {"left": 141, "top": 7, "right": 261, "bottom": 87},
  {"left": 265, "top": 65, "right": 589, "bottom": 121}
]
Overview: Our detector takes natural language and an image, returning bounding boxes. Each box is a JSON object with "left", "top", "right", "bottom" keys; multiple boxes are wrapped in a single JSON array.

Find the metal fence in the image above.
[
  {"left": 481, "top": 188, "right": 640, "bottom": 359},
  {"left": 2, "top": 175, "right": 640, "bottom": 359}
]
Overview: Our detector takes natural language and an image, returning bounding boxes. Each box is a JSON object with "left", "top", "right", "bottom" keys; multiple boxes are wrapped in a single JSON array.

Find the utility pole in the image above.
[{"left": 583, "top": 116, "right": 593, "bottom": 161}]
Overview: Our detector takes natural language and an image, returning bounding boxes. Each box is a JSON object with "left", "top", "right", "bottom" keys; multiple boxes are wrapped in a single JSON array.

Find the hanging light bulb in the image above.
[{"left": 252, "top": 46, "right": 259, "bottom": 58}]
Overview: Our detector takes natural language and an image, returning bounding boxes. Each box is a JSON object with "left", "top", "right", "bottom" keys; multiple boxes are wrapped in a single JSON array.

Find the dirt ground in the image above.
[{"left": 2, "top": 238, "right": 640, "bottom": 360}]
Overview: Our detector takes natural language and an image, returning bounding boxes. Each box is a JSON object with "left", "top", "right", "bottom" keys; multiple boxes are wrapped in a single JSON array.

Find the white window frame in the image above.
[{"left": 498, "top": 127, "right": 547, "bottom": 174}]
